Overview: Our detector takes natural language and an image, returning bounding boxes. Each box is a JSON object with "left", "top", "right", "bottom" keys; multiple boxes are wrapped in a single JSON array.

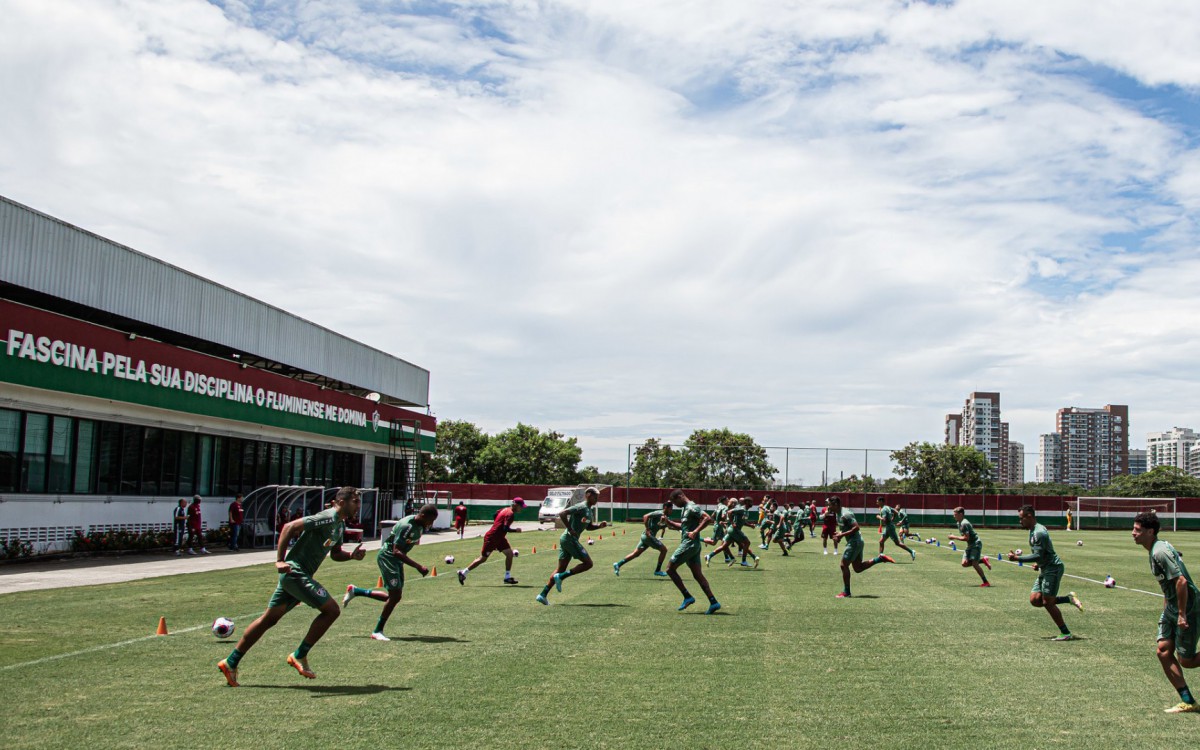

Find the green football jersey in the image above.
[
  {"left": 957, "top": 519, "right": 979, "bottom": 547},
  {"left": 563, "top": 501, "right": 593, "bottom": 537},
  {"left": 727, "top": 506, "right": 748, "bottom": 530},
  {"left": 879, "top": 505, "right": 895, "bottom": 526},
  {"left": 1151, "top": 539, "right": 1199, "bottom": 614},
  {"left": 1027, "top": 524, "right": 1062, "bottom": 568},
  {"left": 679, "top": 501, "right": 704, "bottom": 539},
  {"left": 284, "top": 507, "right": 344, "bottom": 576},
  {"left": 643, "top": 509, "right": 668, "bottom": 534},
  {"left": 380, "top": 514, "right": 424, "bottom": 558},
  {"left": 837, "top": 508, "right": 861, "bottom": 539}
]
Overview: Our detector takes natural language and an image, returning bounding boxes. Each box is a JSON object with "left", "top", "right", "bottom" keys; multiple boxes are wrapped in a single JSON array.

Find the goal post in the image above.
[{"left": 1071, "top": 497, "right": 1176, "bottom": 532}]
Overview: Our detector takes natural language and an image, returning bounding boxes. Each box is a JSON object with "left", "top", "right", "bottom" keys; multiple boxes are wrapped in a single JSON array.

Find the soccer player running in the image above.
[
  {"left": 702, "top": 497, "right": 735, "bottom": 565},
  {"left": 830, "top": 496, "right": 895, "bottom": 598},
  {"left": 537, "top": 487, "right": 607, "bottom": 605},
  {"left": 1132, "top": 511, "right": 1200, "bottom": 713},
  {"left": 615, "top": 501, "right": 672, "bottom": 577},
  {"left": 771, "top": 504, "right": 792, "bottom": 556},
  {"left": 788, "top": 503, "right": 806, "bottom": 549},
  {"left": 895, "top": 504, "right": 912, "bottom": 541},
  {"left": 875, "top": 496, "right": 916, "bottom": 561},
  {"left": 343, "top": 503, "right": 437, "bottom": 641},
  {"left": 947, "top": 506, "right": 992, "bottom": 586},
  {"left": 820, "top": 499, "right": 840, "bottom": 556},
  {"left": 662, "top": 489, "right": 721, "bottom": 613},
  {"left": 458, "top": 497, "right": 527, "bottom": 586},
  {"left": 217, "top": 486, "right": 367, "bottom": 687},
  {"left": 1006, "top": 505, "right": 1083, "bottom": 641},
  {"left": 706, "top": 496, "right": 760, "bottom": 568}
]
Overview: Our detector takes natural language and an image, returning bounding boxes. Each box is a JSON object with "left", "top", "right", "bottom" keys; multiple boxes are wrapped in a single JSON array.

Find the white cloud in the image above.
[{"left": 2, "top": 0, "right": 1199, "bottom": 474}]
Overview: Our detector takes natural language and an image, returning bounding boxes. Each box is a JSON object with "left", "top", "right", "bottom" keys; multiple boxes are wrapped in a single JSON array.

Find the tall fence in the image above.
[{"left": 425, "top": 482, "right": 1200, "bottom": 530}]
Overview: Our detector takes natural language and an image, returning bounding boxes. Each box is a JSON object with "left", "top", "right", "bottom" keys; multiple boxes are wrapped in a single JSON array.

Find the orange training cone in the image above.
[
  {"left": 552, "top": 543, "right": 556, "bottom": 550},
  {"left": 432, "top": 566, "right": 437, "bottom": 577},
  {"left": 532, "top": 546, "right": 537, "bottom": 554},
  {"left": 156, "top": 617, "right": 169, "bottom": 636},
  {"left": 377, "top": 576, "right": 384, "bottom": 588}
]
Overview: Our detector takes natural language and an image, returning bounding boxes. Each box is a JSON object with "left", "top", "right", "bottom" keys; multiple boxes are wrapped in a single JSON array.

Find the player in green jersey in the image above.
[
  {"left": 770, "top": 505, "right": 792, "bottom": 556},
  {"left": 788, "top": 503, "right": 806, "bottom": 549},
  {"left": 537, "top": 487, "right": 607, "bottom": 605},
  {"left": 702, "top": 497, "right": 736, "bottom": 565},
  {"left": 947, "top": 506, "right": 992, "bottom": 586},
  {"left": 1007, "top": 505, "right": 1083, "bottom": 641},
  {"left": 705, "top": 496, "right": 760, "bottom": 568},
  {"left": 615, "top": 502, "right": 673, "bottom": 577},
  {"left": 829, "top": 496, "right": 895, "bottom": 598},
  {"left": 217, "top": 487, "right": 367, "bottom": 687},
  {"left": 758, "top": 496, "right": 776, "bottom": 549},
  {"left": 663, "top": 489, "right": 721, "bottom": 613},
  {"left": 1132, "top": 511, "right": 1200, "bottom": 713},
  {"left": 895, "top": 505, "right": 913, "bottom": 541},
  {"left": 342, "top": 503, "right": 437, "bottom": 641},
  {"left": 875, "top": 496, "right": 915, "bottom": 561}
]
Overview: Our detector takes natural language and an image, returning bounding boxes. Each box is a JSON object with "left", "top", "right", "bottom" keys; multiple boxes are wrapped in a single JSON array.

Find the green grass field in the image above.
[{"left": 2, "top": 526, "right": 1198, "bottom": 749}]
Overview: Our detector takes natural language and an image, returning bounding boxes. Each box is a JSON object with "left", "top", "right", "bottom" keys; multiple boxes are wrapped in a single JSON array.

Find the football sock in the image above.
[
  {"left": 1178, "top": 685, "right": 1195, "bottom": 704},
  {"left": 374, "top": 616, "right": 387, "bottom": 633},
  {"left": 1058, "top": 624, "right": 1071, "bottom": 635},
  {"left": 679, "top": 588, "right": 692, "bottom": 599},
  {"left": 504, "top": 571, "right": 513, "bottom": 578},
  {"left": 351, "top": 586, "right": 371, "bottom": 597},
  {"left": 226, "top": 648, "right": 244, "bottom": 669},
  {"left": 615, "top": 560, "right": 624, "bottom": 569},
  {"left": 707, "top": 595, "right": 717, "bottom": 604},
  {"left": 980, "top": 576, "right": 989, "bottom": 584},
  {"left": 294, "top": 641, "right": 313, "bottom": 660},
  {"left": 559, "top": 571, "right": 574, "bottom": 581},
  {"left": 539, "top": 585, "right": 551, "bottom": 597},
  {"left": 1054, "top": 595, "right": 1071, "bottom": 605}
]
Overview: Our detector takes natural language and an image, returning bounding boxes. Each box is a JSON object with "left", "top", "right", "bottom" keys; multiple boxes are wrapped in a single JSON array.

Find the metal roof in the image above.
[{"left": 0, "top": 195, "right": 429, "bottom": 407}]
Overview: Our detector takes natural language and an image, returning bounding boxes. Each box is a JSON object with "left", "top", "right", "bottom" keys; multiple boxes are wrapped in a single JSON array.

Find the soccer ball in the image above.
[
  {"left": 587, "top": 538, "right": 594, "bottom": 546},
  {"left": 1076, "top": 540, "right": 1083, "bottom": 546},
  {"left": 1015, "top": 548, "right": 1022, "bottom": 555},
  {"left": 211, "top": 617, "right": 235, "bottom": 639},
  {"left": 1104, "top": 575, "right": 1116, "bottom": 588},
  {"left": 444, "top": 555, "right": 455, "bottom": 564},
  {"left": 512, "top": 549, "right": 519, "bottom": 557}
]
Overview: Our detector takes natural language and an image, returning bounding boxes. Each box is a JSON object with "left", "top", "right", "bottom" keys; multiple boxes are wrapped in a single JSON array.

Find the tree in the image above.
[
  {"left": 890, "top": 442, "right": 995, "bottom": 494},
  {"left": 1093, "top": 466, "right": 1200, "bottom": 498},
  {"left": 995, "top": 482, "right": 1082, "bottom": 496},
  {"left": 630, "top": 438, "right": 685, "bottom": 488},
  {"left": 422, "top": 419, "right": 489, "bottom": 483},
  {"left": 578, "top": 466, "right": 628, "bottom": 487},
  {"left": 476, "top": 423, "right": 583, "bottom": 485},
  {"left": 678, "top": 429, "right": 777, "bottom": 490}
]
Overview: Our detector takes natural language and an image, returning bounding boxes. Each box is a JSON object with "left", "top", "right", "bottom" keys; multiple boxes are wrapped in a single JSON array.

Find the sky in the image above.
[{"left": 3, "top": 0, "right": 1200, "bottom": 480}]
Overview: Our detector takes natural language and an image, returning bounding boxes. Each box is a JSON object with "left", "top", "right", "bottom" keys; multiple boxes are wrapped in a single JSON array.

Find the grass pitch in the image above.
[{"left": 1, "top": 526, "right": 1198, "bottom": 749}]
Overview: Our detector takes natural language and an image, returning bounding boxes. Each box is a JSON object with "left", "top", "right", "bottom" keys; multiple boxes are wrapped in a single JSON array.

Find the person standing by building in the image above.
[
  {"left": 228, "top": 494, "right": 245, "bottom": 551},
  {"left": 947, "top": 507, "right": 992, "bottom": 586},
  {"left": 187, "top": 495, "right": 209, "bottom": 555},
  {"left": 343, "top": 503, "right": 437, "bottom": 641},
  {"left": 458, "top": 497, "right": 527, "bottom": 585},
  {"left": 1007, "top": 505, "right": 1083, "bottom": 640},
  {"left": 1132, "top": 511, "right": 1200, "bottom": 713},
  {"left": 536, "top": 487, "right": 607, "bottom": 605},
  {"left": 172, "top": 499, "right": 188, "bottom": 556},
  {"left": 217, "top": 486, "right": 367, "bottom": 687}
]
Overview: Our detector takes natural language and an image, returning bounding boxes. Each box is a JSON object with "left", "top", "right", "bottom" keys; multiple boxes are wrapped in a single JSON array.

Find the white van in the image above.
[{"left": 539, "top": 486, "right": 585, "bottom": 523}]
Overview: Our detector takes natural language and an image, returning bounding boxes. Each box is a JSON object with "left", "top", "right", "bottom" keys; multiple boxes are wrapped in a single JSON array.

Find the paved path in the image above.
[{"left": 0, "top": 521, "right": 550, "bottom": 595}]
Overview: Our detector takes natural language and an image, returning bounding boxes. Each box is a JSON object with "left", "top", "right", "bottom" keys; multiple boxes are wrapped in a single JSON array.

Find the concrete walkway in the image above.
[{"left": 0, "top": 521, "right": 549, "bottom": 595}]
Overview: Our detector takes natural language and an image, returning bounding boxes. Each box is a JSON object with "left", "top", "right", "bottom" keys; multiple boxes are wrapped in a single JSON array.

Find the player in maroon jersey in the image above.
[{"left": 457, "top": 497, "right": 526, "bottom": 585}]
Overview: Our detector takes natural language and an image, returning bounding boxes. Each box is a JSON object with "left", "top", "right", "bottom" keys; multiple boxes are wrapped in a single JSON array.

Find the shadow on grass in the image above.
[
  {"left": 394, "top": 634, "right": 470, "bottom": 643},
  {"left": 559, "top": 603, "right": 630, "bottom": 608},
  {"left": 246, "top": 684, "right": 411, "bottom": 696}
]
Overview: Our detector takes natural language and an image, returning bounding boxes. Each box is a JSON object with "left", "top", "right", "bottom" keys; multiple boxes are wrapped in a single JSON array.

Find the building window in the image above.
[
  {"left": 21, "top": 413, "right": 49, "bottom": 493},
  {"left": 47, "top": 415, "right": 73, "bottom": 494},
  {"left": 0, "top": 408, "right": 19, "bottom": 493},
  {"left": 73, "top": 419, "right": 97, "bottom": 494}
]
